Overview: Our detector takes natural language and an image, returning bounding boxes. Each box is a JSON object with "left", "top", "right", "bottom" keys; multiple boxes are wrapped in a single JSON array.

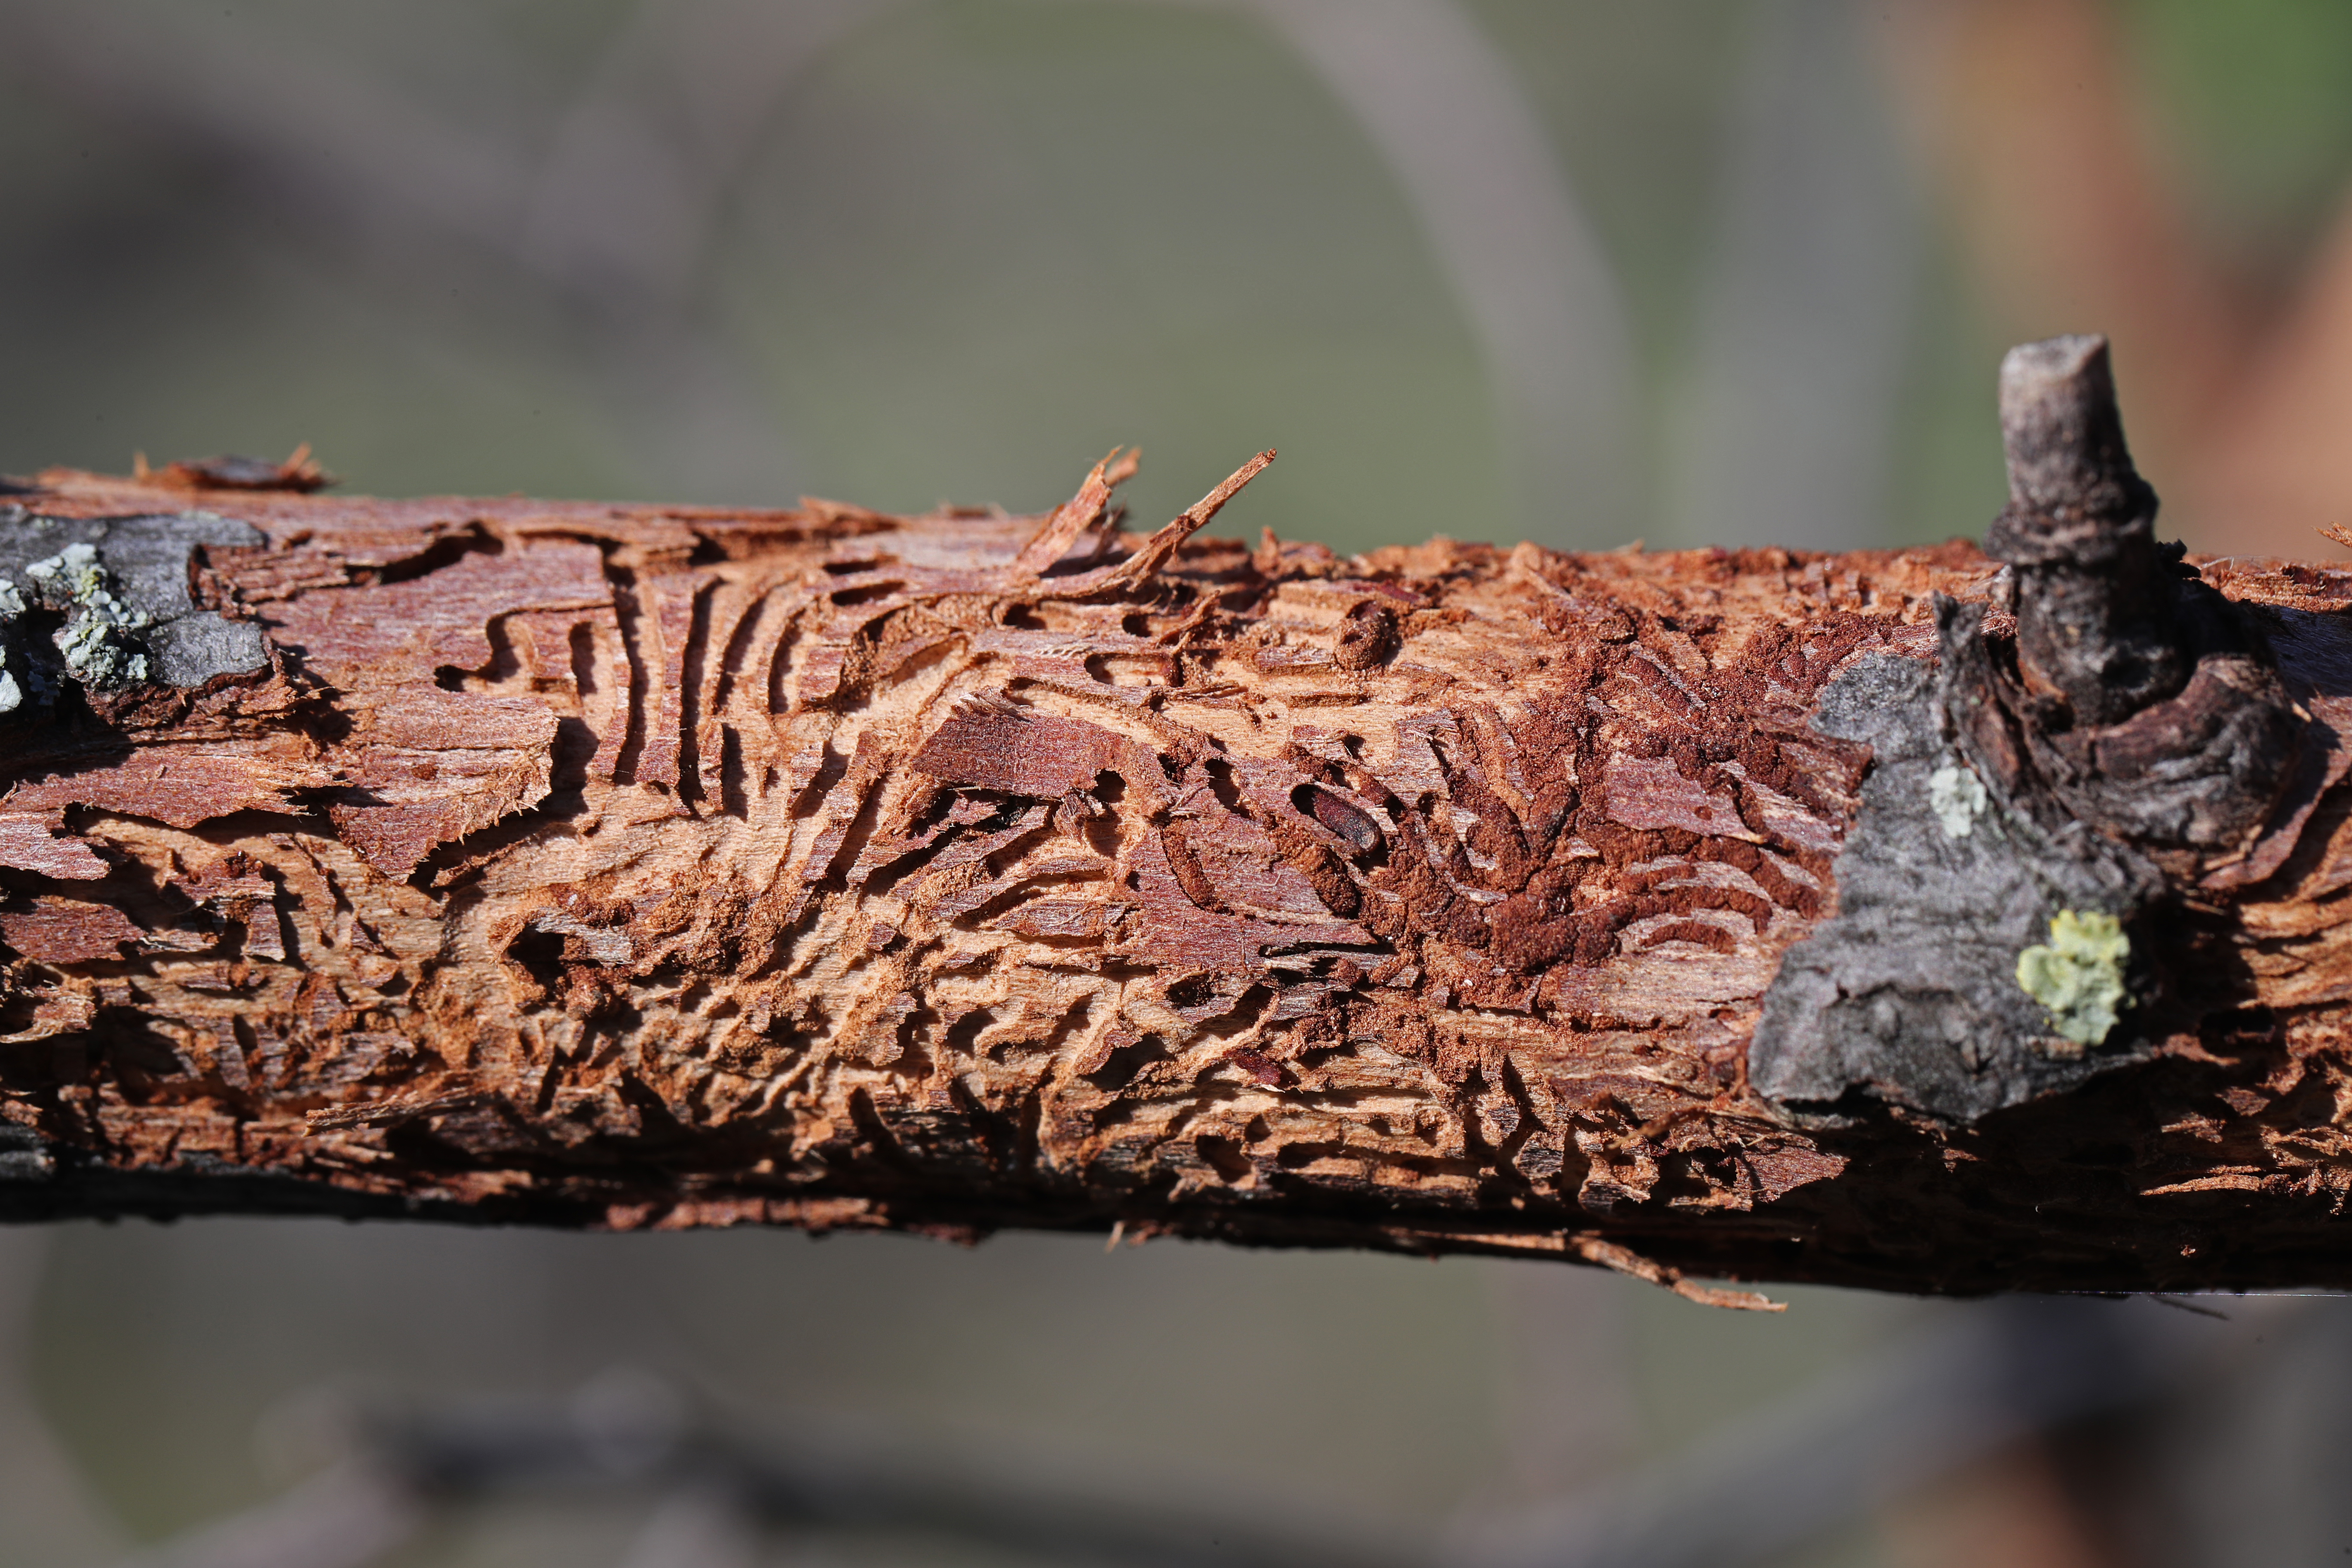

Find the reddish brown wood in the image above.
[{"left": 4, "top": 445, "right": 2352, "bottom": 1304}]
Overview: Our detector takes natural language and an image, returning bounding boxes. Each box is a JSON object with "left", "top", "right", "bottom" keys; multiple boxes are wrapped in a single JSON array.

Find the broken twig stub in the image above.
[{"left": 1755, "top": 334, "right": 2305, "bottom": 1123}]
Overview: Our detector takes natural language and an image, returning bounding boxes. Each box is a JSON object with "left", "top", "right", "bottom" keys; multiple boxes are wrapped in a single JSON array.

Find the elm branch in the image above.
[{"left": 2, "top": 338, "right": 2348, "bottom": 1303}]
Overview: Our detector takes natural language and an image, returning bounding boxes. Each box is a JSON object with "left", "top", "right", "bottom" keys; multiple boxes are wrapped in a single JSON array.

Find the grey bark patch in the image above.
[
  {"left": 0, "top": 512, "right": 106, "bottom": 584},
  {"left": 147, "top": 612, "right": 270, "bottom": 686},
  {"left": 1750, "top": 653, "right": 2162, "bottom": 1123},
  {"left": 0, "top": 510, "right": 270, "bottom": 698}
]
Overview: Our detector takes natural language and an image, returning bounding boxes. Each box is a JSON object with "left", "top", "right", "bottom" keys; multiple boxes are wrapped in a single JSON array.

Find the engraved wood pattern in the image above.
[{"left": 7, "top": 459, "right": 2352, "bottom": 1299}]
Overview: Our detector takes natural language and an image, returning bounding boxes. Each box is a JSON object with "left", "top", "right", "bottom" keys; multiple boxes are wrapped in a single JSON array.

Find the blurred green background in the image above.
[
  {"left": 8, "top": 3, "right": 2352, "bottom": 550},
  {"left": 6, "top": 3, "right": 2352, "bottom": 1565},
  {"left": 0, "top": 2, "right": 1988, "bottom": 548}
]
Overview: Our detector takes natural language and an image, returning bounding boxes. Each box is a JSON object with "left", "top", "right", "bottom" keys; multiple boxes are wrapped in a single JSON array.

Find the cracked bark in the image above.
[{"left": 5, "top": 338, "right": 2352, "bottom": 1304}]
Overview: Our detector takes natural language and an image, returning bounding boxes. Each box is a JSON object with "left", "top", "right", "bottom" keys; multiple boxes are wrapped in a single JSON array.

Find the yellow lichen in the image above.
[{"left": 2015, "top": 910, "right": 2130, "bottom": 1049}]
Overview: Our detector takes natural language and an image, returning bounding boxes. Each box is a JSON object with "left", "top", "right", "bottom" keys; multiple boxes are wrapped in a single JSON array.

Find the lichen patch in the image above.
[
  {"left": 2016, "top": 910, "right": 2131, "bottom": 1049},
  {"left": 1928, "top": 763, "right": 1987, "bottom": 839}
]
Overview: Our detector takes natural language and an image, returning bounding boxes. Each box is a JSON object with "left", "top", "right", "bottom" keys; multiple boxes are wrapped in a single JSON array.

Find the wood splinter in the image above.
[{"left": 4, "top": 336, "right": 2352, "bottom": 1301}]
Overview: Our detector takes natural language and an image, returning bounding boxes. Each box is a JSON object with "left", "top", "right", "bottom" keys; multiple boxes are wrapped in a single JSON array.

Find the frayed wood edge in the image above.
[
  {"left": 306, "top": 1089, "right": 487, "bottom": 1133},
  {"left": 1012, "top": 446, "right": 1140, "bottom": 577},
  {"left": 1574, "top": 1236, "right": 1787, "bottom": 1313},
  {"left": 1384, "top": 1225, "right": 1785, "bottom": 1312}
]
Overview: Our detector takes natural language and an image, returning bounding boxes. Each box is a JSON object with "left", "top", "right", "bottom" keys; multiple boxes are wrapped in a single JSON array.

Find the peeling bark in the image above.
[{"left": 6, "top": 343, "right": 2352, "bottom": 1302}]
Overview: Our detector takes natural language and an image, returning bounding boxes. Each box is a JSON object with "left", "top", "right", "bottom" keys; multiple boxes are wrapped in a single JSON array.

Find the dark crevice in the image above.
[
  {"left": 600, "top": 549, "right": 651, "bottom": 785},
  {"left": 710, "top": 587, "right": 777, "bottom": 716},
  {"left": 815, "top": 775, "right": 888, "bottom": 891},
  {"left": 719, "top": 726, "right": 748, "bottom": 820},
  {"left": 1084, "top": 1032, "right": 1167, "bottom": 1091},
  {"left": 1200, "top": 756, "right": 1243, "bottom": 815},
  {"left": 766, "top": 616, "right": 805, "bottom": 717},
  {"left": 788, "top": 744, "right": 848, "bottom": 819},
  {"left": 568, "top": 620, "right": 598, "bottom": 700},
  {"left": 353, "top": 524, "right": 501, "bottom": 586},
  {"left": 435, "top": 611, "right": 524, "bottom": 692},
  {"left": 677, "top": 579, "right": 719, "bottom": 803},
  {"left": 410, "top": 789, "right": 588, "bottom": 896}
]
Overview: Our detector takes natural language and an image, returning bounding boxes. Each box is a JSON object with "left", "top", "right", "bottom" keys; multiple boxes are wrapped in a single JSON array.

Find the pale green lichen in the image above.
[
  {"left": 1928, "top": 763, "right": 1988, "bottom": 838},
  {"left": 2016, "top": 910, "right": 2130, "bottom": 1050},
  {"left": 25, "top": 543, "right": 150, "bottom": 689}
]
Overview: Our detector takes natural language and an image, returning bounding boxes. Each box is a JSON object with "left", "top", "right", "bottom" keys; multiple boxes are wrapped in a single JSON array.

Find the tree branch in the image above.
[{"left": 3, "top": 336, "right": 2348, "bottom": 1300}]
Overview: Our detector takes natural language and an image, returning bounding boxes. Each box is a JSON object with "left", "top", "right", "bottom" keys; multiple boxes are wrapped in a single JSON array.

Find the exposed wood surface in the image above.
[{"left": 7, "top": 377, "right": 2352, "bottom": 1300}]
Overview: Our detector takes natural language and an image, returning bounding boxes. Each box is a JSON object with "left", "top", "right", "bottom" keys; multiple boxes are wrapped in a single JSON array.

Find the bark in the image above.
[{"left": 3, "top": 337, "right": 2350, "bottom": 1304}]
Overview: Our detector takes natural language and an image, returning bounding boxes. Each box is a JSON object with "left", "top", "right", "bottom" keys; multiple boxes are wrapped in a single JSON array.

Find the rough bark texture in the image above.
[{"left": 6, "top": 340, "right": 2352, "bottom": 1302}]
